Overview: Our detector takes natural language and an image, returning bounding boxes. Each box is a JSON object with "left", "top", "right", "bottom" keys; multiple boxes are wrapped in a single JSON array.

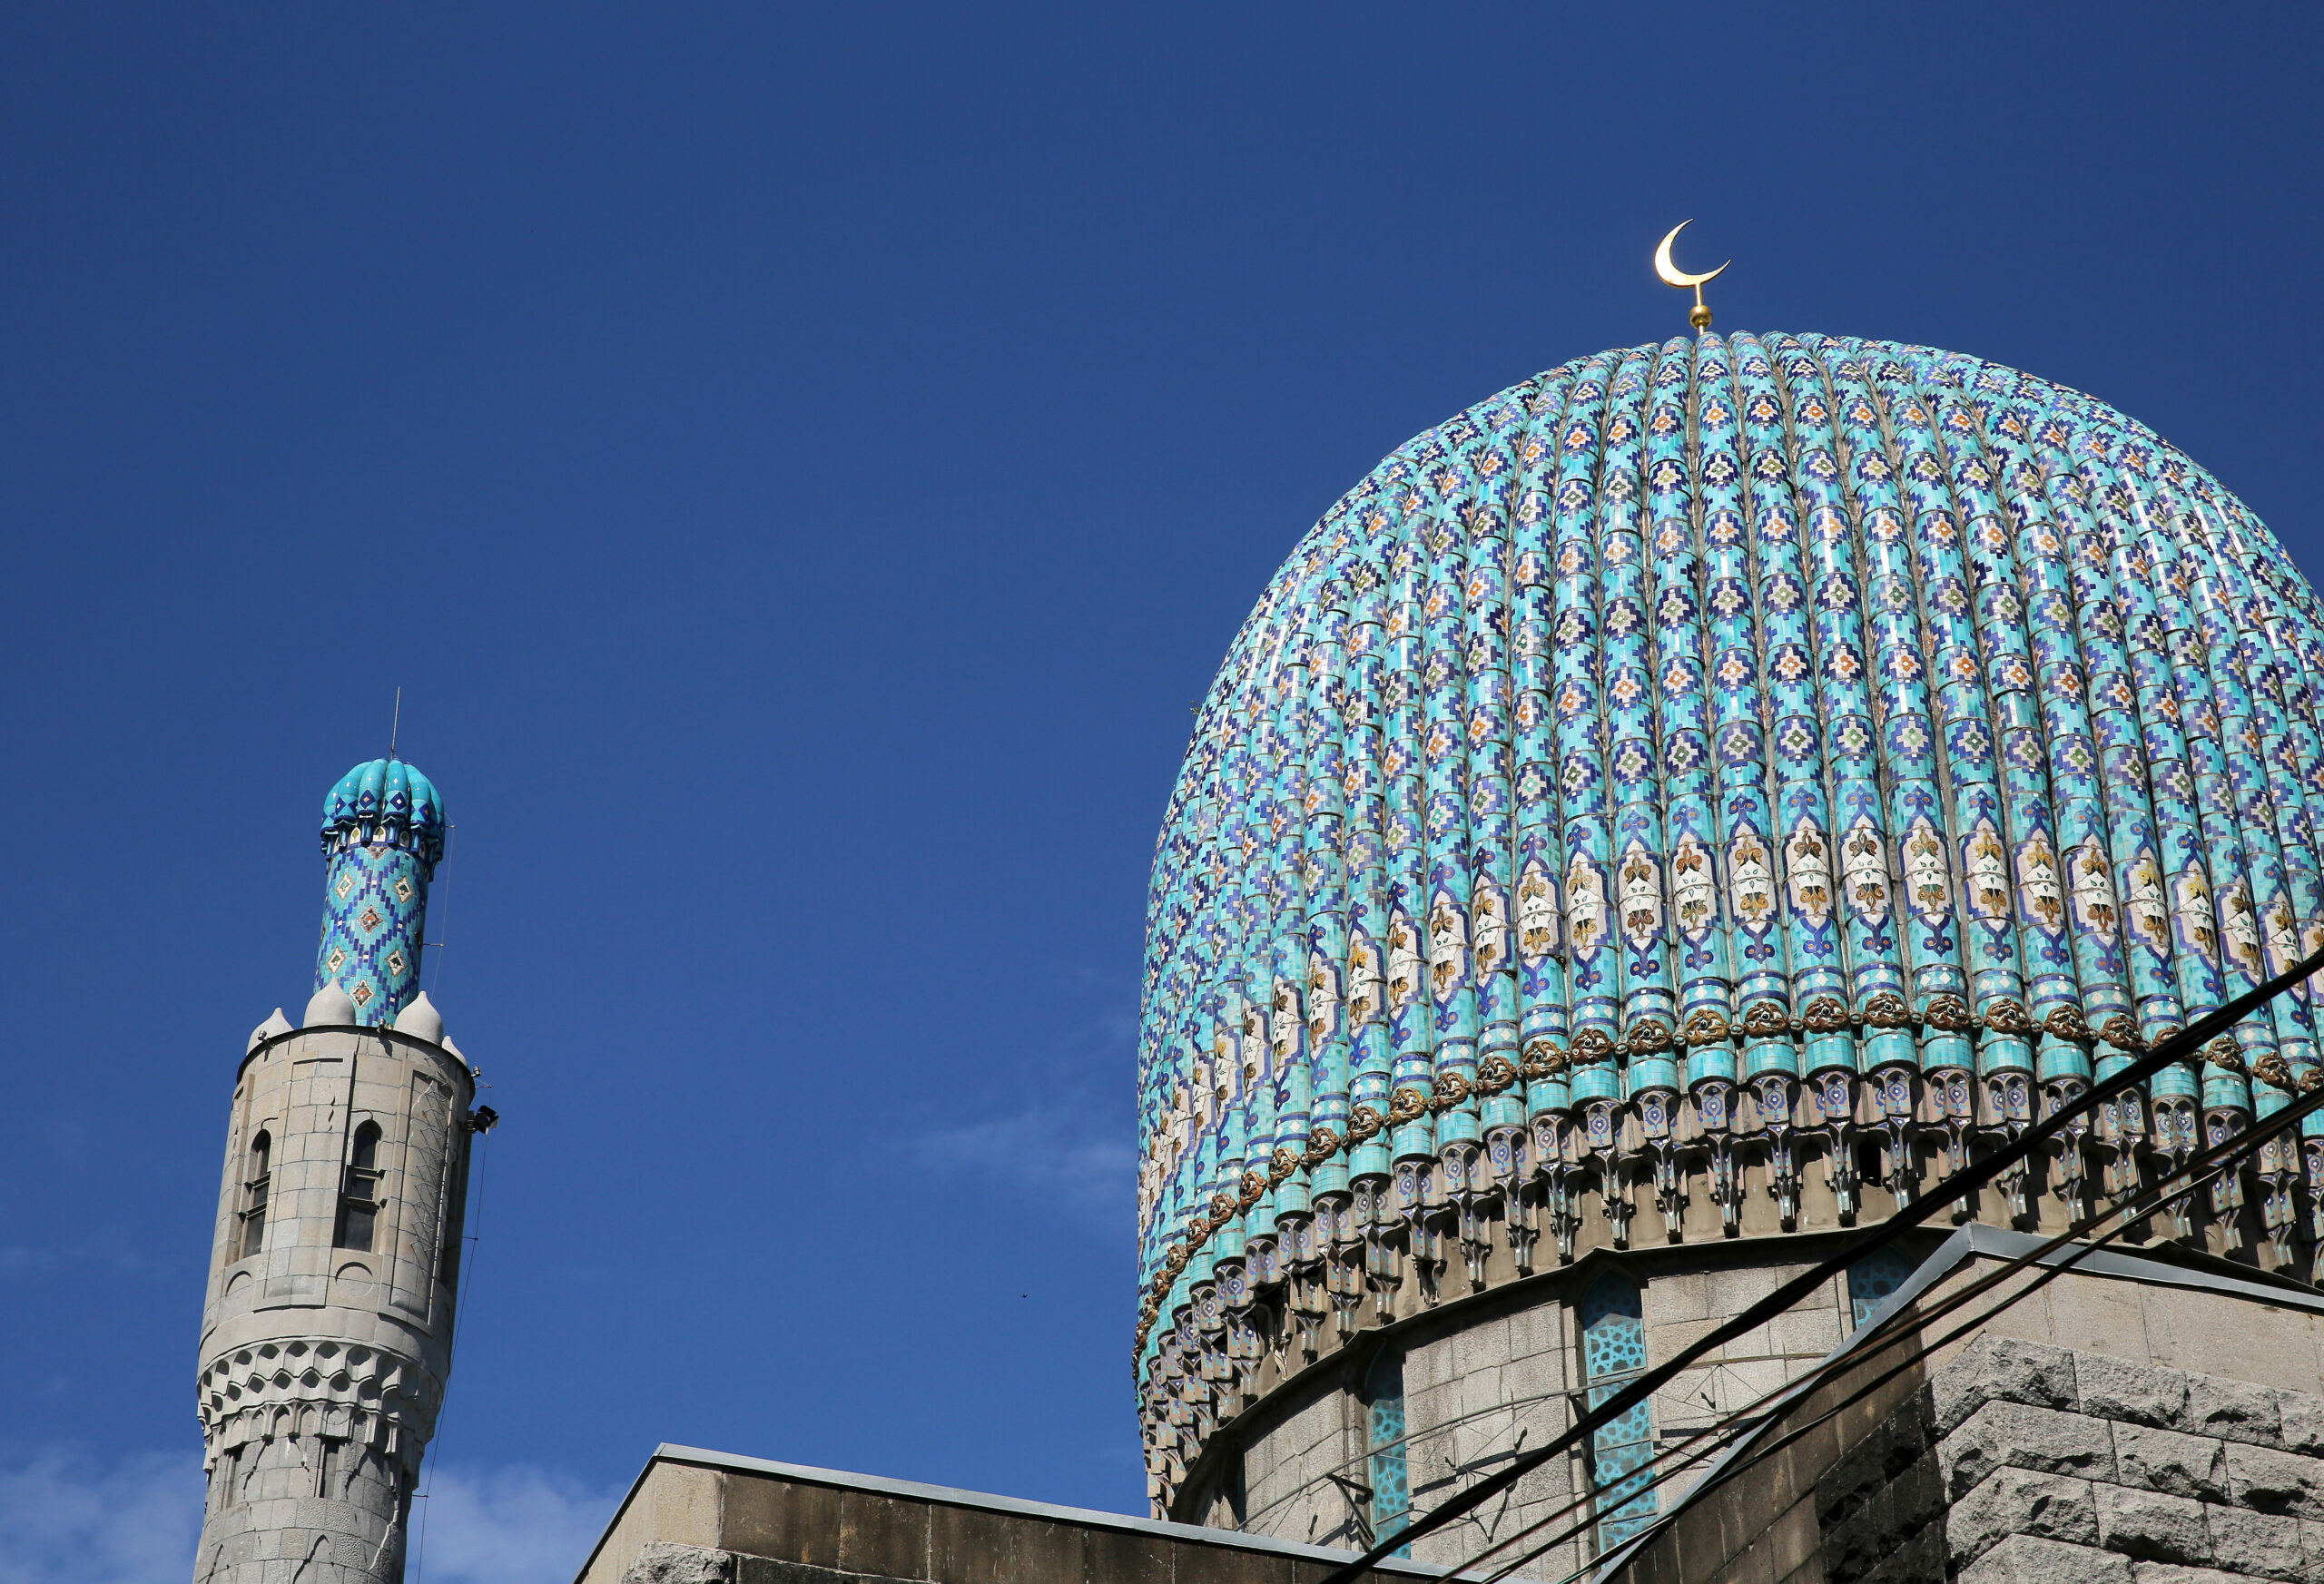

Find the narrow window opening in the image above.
[
  {"left": 214, "top": 1448, "right": 240, "bottom": 1510},
  {"left": 1362, "top": 1346, "right": 1411, "bottom": 1556},
  {"left": 335, "top": 1122, "right": 383, "bottom": 1252},
  {"left": 1580, "top": 1271, "right": 1659, "bottom": 1554},
  {"left": 314, "top": 1437, "right": 338, "bottom": 1498},
  {"left": 237, "top": 1132, "right": 271, "bottom": 1260}
]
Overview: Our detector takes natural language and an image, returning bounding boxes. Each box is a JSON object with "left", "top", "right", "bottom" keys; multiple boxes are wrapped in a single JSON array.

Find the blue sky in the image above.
[{"left": 3, "top": 7, "right": 2320, "bottom": 1581}]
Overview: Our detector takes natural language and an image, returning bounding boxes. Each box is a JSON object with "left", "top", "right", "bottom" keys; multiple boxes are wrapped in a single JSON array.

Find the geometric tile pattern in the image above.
[
  {"left": 1846, "top": 1243, "right": 1923, "bottom": 1329},
  {"left": 313, "top": 757, "right": 446, "bottom": 1025},
  {"left": 1362, "top": 1346, "right": 1411, "bottom": 1555},
  {"left": 1136, "top": 330, "right": 2324, "bottom": 1323},
  {"left": 1580, "top": 1270, "right": 1659, "bottom": 1551}
]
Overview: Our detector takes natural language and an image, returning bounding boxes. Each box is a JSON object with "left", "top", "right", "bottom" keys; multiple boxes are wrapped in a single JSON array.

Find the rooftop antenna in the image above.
[
  {"left": 1654, "top": 219, "right": 1729, "bottom": 331},
  {"left": 389, "top": 687, "right": 402, "bottom": 762}
]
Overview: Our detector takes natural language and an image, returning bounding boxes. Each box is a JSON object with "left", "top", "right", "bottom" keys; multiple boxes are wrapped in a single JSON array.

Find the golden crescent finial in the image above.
[{"left": 1654, "top": 220, "right": 1728, "bottom": 330}]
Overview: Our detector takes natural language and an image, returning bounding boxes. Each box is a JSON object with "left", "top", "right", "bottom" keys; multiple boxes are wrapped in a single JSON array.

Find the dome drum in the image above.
[{"left": 1133, "top": 332, "right": 2324, "bottom": 1515}]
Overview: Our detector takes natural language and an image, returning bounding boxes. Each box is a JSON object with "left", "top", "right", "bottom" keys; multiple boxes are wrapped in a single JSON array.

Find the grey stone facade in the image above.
[
  {"left": 1188, "top": 1240, "right": 1860, "bottom": 1577},
  {"left": 191, "top": 990, "right": 478, "bottom": 1584}
]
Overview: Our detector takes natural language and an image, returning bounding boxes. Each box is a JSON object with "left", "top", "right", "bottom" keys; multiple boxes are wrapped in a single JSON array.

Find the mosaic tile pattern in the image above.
[
  {"left": 1134, "top": 336, "right": 2324, "bottom": 1492},
  {"left": 1362, "top": 1347, "right": 1411, "bottom": 1555},
  {"left": 1580, "top": 1271, "right": 1659, "bottom": 1550},
  {"left": 314, "top": 758, "right": 447, "bottom": 1025}
]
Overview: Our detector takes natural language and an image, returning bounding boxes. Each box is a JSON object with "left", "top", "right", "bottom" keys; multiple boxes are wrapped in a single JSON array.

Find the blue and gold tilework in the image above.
[
  {"left": 1135, "top": 336, "right": 2324, "bottom": 1426},
  {"left": 314, "top": 757, "right": 446, "bottom": 1025}
]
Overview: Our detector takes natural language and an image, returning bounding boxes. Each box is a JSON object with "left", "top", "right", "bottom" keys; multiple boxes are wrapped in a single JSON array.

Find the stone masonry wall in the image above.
[{"left": 1817, "top": 1334, "right": 2324, "bottom": 1584}]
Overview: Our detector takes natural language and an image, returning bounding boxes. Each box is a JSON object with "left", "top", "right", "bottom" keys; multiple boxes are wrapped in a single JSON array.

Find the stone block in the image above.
[
  {"left": 1955, "top": 1532, "right": 2132, "bottom": 1584},
  {"left": 2226, "top": 1442, "right": 2324, "bottom": 1519},
  {"left": 1940, "top": 1400, "right": 2115, "bottom": 1497},
  {"left": 2094, "top": 1485, "right": 2211, "bottom": 1564},
  {"left": 720, "top": 1476, "right": 842, "bottom": 1568},
  {"left": 1949, "top": 1470, "right": 2099, "bottom": 1568},
  {"left": 2280, "top": 1393, "right": 2324, "bottom": 1457},
  {"left": 2185, "top": 1374, "right": 2286, "bottom": 1449},
  {"left": 2080, "top": 1353, "right": 2192, "bottom": 1429},
  {"left": 2114, "top": 1425, "right": 2230, "bottom": 1502},
  {"left": 623, "top": 1542, "right": 738, "bottom": 1584},
  {"left": 2127, "top": 1566, "right": 2259, "bottom": 1584},
  {"left": 2205, "top": 1504, "right": 2305, "bottom": 1582},
  {"left": 1932, "top": 1336, "right": 2081, "bottom": 1434}
]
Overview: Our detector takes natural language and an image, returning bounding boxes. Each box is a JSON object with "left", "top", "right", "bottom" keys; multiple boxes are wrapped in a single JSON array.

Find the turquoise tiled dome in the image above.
[{"left": 1133, "top": 333, "right": 2324, "bottom": 1363}]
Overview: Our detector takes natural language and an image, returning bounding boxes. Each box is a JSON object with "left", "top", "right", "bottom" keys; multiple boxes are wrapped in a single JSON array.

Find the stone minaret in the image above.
[{"left": 192, "top": 758, "right": 488, "bottom": 1584}]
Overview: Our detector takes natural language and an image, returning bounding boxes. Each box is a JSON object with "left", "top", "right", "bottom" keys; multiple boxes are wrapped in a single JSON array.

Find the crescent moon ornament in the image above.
[{"left": 1654, "top": 220, "right": 1728, "bottom": 330}]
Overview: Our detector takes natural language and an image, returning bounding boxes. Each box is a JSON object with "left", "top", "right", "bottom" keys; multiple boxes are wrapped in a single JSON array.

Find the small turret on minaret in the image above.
[{"left": 192, "top": 758, "right": 485, "bottom": 1584}]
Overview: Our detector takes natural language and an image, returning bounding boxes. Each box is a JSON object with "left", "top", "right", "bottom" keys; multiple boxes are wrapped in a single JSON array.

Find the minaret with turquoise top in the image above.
[
  {"left": 192, "top": 757, "right": 483, "bottom": 1584},
  {"left": 314, "top": 757, "right": 447, "bottom": 1023}
]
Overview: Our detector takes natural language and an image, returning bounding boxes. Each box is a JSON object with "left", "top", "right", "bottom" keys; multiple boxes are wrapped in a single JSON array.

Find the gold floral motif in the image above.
[
  {"left": 1571, "top": 1028, "right": 1616, "bottom": 1060},
  {"left": 1800, "top": 996, "right": 1849, "bottom": 1033},
  {"left": 1427, "top": 1073, "right": 1472, "bottom": 1112},
  {"left": 1474, "top": 1054, "right": 1521, "bottom": 1094},
  {"left": 1684, "top": 1008, "right": 1731, "bottom": 1045},
  {"left": 1347, "top": 1105, "right": 1385, "bottom": 1143},
  {"left": 1923, "top": 996, "right": 1974, "bottom": 1031},
  {"left": 1210, "top": 1192, "right": 1237, "bottom": 1221},
  {"left": 2253, "top": 1053, "right": 2296, "bottom": 1091},
  {"left": 1238, "top": 1172, "right": 1267, "bottom": 1207},
  {"left": 2100, "top": 1015, "right": 2145, "bottom": 1052},
  {"left": 2206, "top": 1038, "right": 2247, "bottom": 1074},
  {"left": 1271, "top": 1145, "right": 1302, "bottom": 1182},
  {"left": 1520, "top": 1037, "right": 1569, "bottom": 1077},
  {"left": 1742, "top": 1000, "right": 1791, "bottom": 1037},
  {"left": 1624, "top": 1018, "right": 1672, "bottom": 1054},
  {"left": 1861, "top": 991, "right": 1910, "bottom": 1029},
  {"left": 1983, "top": 999, "right": 2034, "bottom": 1034},
  {"left": 2043, "top": 1005, "right": 2093, "bottom": 1041},
  {"left": 1388, "top": 1087, "right": 1429, "bottom": 1124}
]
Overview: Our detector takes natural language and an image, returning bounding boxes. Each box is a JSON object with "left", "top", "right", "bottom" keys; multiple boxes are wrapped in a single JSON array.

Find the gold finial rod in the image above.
[{"left": 1654, "top": 220, "right": 1729, "bottom": 331}]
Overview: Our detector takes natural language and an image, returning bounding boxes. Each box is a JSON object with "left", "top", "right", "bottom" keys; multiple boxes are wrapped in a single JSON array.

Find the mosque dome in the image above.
[{"left": 1133, "top": 332, "right": 2324, "bottom": 1392}]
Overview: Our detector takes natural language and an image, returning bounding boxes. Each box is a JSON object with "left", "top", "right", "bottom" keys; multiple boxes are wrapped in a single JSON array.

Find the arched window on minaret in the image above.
[
  {"left": 335, "top": 1122, "right": 383, "bottom": 1252},
  {"left": 237, "top": 1131, "right": 272, "bottom": 1260}
]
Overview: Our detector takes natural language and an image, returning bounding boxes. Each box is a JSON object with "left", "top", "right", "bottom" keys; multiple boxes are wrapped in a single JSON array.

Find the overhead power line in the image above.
[{"left": 1315, "top": 940, "right": 2324, "bottom": 1584}]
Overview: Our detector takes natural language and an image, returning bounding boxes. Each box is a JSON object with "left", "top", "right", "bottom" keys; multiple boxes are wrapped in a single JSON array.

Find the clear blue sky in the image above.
[{"left": 3, "top": 8, "right": 2319, "bottom": 1582}]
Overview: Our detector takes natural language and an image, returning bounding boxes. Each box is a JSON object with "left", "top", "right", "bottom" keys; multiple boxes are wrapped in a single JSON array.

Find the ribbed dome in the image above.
[
  {"left": 1134, "top": 332, "right": 2324, "bottom": 1355},
  {"left": 322, "top": 756, "right": 446, "bottom": 868}
]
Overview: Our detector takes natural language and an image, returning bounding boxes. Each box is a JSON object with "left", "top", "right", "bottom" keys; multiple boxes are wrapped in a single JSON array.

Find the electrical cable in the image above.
[
  {"left": 1414, "top": 1077, "right": 2324, "bottom": 1583},
  {"left": 1315, "top": 938, "right": 2324, "bottom": 1584}
]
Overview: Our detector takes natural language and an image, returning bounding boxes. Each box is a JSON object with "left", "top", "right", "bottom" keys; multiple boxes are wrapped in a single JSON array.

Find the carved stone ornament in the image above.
[
  {"left": 2206, "top": 1037, "right": 2247, "bottom": 1073},
  {"left": 1428, "top": 1073, "right": 1472, "bottom": 1112},
  {"left": 1346, "top": 1104, "right": 1385, "bottom": 1143},
  {"left": 1388, "top": 1087, "right": 1429, "bottom": 1124},
  {"left": 1800, "top": 996, "right": 1850, "bottom": 1033},
  {"left": 2252, "top": 1052, "right": 2296, "bottom": 1091},
  {"left": 1623, "top": 1017, "right": 1673, "bottom": 1054},
  {"left": 1924, "top": 995, "right": 1974, "bottom": 1031},
  {"left": 2043, "top": 1004, "right": 2092, "bottom": 1040},
  {"left": 1301, "top": 1127, "right": 1340, "bottom": 1166},
  {"left": 1684, "top": 1008, "right": 1731, "bottom": 1045},
  {"left": 2303, "top": 1067, "right": 2324, "bottom": 1093},
  {"left": 1238, "top": 1172, "right": 1267, "bottom": 1207},
  {"left": 1210, "top": 1192, "right": 1238, "bottom": 1221},
  {"left": 1271, "top": 1145, "right": 1302, "bottom": 1182},
  {"left": 1861, "top": 991, "right": 1910, "bottom": 1028},
  {"left": 2100, "top": 1014, "right": 2145, "bottom": 1052},
  {"left": 1474, "top": 1054, "right": 1520, "bottom": 1094},
  {"left": 1983, "top": 999, "right": 2034, "bottom": 1035},
  {"left": 1571, "top": 1028, "right": 1616, "bottom": 1060},
  {"left": 1742, "top": 1000, "right": 1792, "bottom": 1037}
]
